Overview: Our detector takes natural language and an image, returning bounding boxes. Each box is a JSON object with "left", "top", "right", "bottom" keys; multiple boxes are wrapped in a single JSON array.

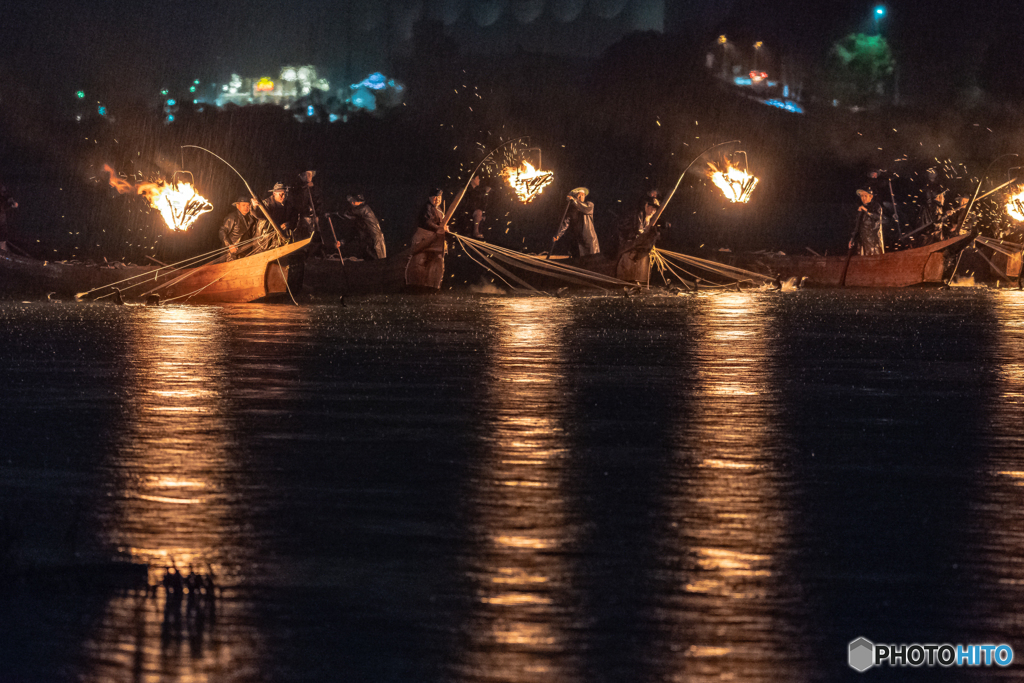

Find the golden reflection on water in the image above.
[
  {"left": 979, "top": 293, "right": 1024, "bottom": 632},
  {"left": 82, "top": 306, "right": 274, "bottom": 682},
  {"left": 664, "top": 293, "right": 805, "bottom": 682},
  {"left": 456, "top": 297, "right": 580, "bottom": 682}
]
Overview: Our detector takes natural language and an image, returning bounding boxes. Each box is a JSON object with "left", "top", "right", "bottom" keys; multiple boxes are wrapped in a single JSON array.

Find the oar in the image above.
[
  {"left": 546, "top": 200, "right": 571, "bottom": 259},
  {"left": 839, "top": 244, "right": 855, "bottom": 287}
]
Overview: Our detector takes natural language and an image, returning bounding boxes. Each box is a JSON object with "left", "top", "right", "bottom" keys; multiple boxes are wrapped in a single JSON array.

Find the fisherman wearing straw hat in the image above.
[
  {"left": 555, "top": 186, "right": 599, "bottom": 257},
  {"left": 219, "top": 195, "right": 259, "bottom": 260},
  {"left": 850, "top": 188, "right": 884, "bottom": 256}
]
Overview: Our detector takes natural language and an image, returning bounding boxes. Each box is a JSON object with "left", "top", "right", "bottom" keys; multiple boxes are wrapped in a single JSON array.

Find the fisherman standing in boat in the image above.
[
  {"left": 406, "top": 187, "right": 447, "bottom": 288},
  {"left": 0, "top": 183, "right": 18, "bottom": 251},
  {"left": 292, "top": 169, "right": 323, "bottom": 251},
  {"left": 344, "top": 193, "right": 386, "bottom": 260},
  {"left": 219, "top": 196, "right": 259, "bottom": 261},
  {"left": 850, "top": 189, "right": 884, "bottom": 256},
  {"left": 258, "top": 182, "right": 292, "bottom": 249},
  {"left": 554, "top": 187, "right": 600, "bottom": 256},
  {"left": 459, "top": 176, "right": 491, "bottom": 239},
  {"left": 915, "top": 168, "right": 946, "bottom": 244}
]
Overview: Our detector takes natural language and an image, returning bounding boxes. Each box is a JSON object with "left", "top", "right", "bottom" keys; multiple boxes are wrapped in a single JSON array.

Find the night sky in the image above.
[{"left": 3, "top": 0, "right": 1020, "bottom": 104}]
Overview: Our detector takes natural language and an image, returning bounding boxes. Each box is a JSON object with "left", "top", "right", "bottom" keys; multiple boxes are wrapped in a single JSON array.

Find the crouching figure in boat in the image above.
[{"left": 615, "top": 194, "right": 661, "bottom": 285}]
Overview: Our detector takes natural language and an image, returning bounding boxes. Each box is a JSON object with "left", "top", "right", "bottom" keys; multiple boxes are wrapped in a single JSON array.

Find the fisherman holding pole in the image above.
[
  {"left": 406, "top": 187, "right": 448, "bottom": 288},
  {"left": 850, "top": 189, "right": 884, "bottom": 256},
  {"left": 219, "top": 196, "right": 259, "bottom": 260},
  {"left": 551, "top": 187, "right": 599, "bottom": 257}
]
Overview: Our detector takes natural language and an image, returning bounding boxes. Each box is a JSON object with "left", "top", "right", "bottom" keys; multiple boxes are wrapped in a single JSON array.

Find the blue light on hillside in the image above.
[
  {"left": 350, "top": 87, "right": 377, "bottom": 111},
  {"left": 351, "top": 72, "right": 387, "bottom": 91},
  {"left": 307, "top": 105, "right": 315, "bottom": 117},
  {"left": 167, "top": 99, "right": 176, "bottom": 106},
  {"left": 98, "top": 106, "right": 107, "bottom": 116},
  {"left": 762, "top": 98, "right": 804, "bottom": 114},
  {"left": 875, "top": 5, "right": 886, "bottom": 17}
]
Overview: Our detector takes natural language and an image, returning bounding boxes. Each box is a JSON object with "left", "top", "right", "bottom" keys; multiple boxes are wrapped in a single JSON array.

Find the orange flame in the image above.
[
  {"left": 708, "top": 162, "right": 759, "bottom": 203},
  {"left": 1007, "top": 187, "right": 1024, "bottom": 222},
  {"left": 104, "top": 164, "right": 213, "bottom": 231},
  {"left": 501, "top": 161, "right": 554, "bottom": 203}
]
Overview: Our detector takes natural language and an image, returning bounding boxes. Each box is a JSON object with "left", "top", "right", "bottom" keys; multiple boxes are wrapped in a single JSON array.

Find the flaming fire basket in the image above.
[{"left": 707, "top": 151, "right": 759, "bottom": 203}]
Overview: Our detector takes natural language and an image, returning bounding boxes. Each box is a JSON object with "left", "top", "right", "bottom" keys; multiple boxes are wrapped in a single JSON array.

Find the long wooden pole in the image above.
[
  {"left": 650, "top": 140, "right": 741, "bottom": 228},
  {"left": 442, "top": 137, "right": 529, "bottom": 227},
  {"left": 182, "top": 145, "right": 290, "bottom": 243}
]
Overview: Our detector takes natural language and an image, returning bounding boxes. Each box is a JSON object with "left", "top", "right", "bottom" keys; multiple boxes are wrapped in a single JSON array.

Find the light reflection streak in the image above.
[
  {"left": 975, "top": 293, "right": 1024, "bottom": 637},
  {"left": 454, "top": 298, "right": 581, "bottom": 682},
  {"left": 663, "top": 293, "right": 807, "bottom": 681},
  {"left": 81, "top": 307, "right": 263, "bottom": 682}
]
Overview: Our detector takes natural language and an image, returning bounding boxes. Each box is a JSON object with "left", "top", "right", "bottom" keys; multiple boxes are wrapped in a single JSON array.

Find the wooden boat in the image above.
[
  {"left": 303, "top": 243, "right": 451, "bottom": 296},
  {"left": 0, "top": 237, "right": 312, "bottom": 303},
  {"left": 733, "top": 233, "right": 973, "bottom": 287}
]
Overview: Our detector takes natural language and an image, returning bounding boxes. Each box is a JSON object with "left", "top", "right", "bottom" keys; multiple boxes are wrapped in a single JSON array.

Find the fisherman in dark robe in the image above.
[
  {"left": 617, "top": 196, "right": 661, "bottom": 254},
  {"left": 292, "top": 169, "right": 323, "bottom": 245},
  {"left": 914, "top": 168, "right": 946, "bottom": 242},
  {"left": 219, "top": 196, "right": 259, "bottom": 261},
  {"left": 850, "top": 189, "right": 884, "bottom": 256},
  {"left": 458, "top": 176, "right": 491, "bottom": 239},
  {"left": 262, "top": 183, "right": 292, "bottom": 234},
  {"left": 257, "top": 182, "right": 292, "bottom": 249},
  {"left": 945, "top": 196, "right": 977, "bottom": 236},
  {"left": 0, "top": 184, "right": 18, "bottom": 250},
  {"left": 553, "top": 187, "right": 599, "bottom": 257},
  {"left": 343, "top": 194, "right": 386, "bottom": 260}
]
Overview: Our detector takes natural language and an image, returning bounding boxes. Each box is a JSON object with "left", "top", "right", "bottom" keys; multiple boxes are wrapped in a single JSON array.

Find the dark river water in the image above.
[{"left": 1, "top": 288, "right": 1023, "bottom": 682}]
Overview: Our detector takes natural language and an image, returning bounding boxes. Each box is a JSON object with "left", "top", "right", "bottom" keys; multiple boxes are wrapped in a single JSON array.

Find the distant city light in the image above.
[
  {"left": 307, "top": 105, "right": 315, "bottom": 117},
  {"left": 875, "top": 5, "right": 886, "bottom": 17},
  {"left": 98, "top": 106, "right": 107, "bottom": 116},
  {"left": 166, "top": 99, "right": 176, "bottom": 106},
  {"left": 167, "top": 114, "right": 175, "bottom": 122},
  {"left": 754, "top": 41, "right": 763, "bottom": 49},
  {"left": 76, "top": 91, "right": 85, "bottom": 99},
  {"left": 160, "top": 89, "right": 168, "bottom": 96},
  {"left": 193, "top": 79, "right": 200, "bottom": 85},
  {"left": 256, "top": 77, "right": 275, "bottom": 92},
  {"left": 189, "top": 86, "right": 196, "bottom": 93}
]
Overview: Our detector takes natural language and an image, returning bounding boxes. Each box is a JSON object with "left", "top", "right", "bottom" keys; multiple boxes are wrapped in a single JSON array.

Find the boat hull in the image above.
[
  {"left": 737, "top": 234, "right": 972, "bottom": 287},
  {"left": 1, "top": 237, "right": 311, "bottom": 303}
]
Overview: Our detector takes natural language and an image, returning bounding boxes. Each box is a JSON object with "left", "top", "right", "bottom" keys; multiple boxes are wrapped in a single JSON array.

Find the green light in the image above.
[
  {"left": 189, "top": 86, "right": 196, "bottom": 93},
  {"left": 161, "top": 89, "right": 168, "bottom": 96},
  {"left": 193, "top": 79, "right": 200, "bottom": 85},
  {"left": 76, "top": 91, "right": 85, "bottom": 99}
]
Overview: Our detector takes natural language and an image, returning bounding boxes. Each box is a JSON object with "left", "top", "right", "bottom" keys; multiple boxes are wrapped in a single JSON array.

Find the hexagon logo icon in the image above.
[{"left": 849, "top": 637, "right": 875, "bottom": 672}]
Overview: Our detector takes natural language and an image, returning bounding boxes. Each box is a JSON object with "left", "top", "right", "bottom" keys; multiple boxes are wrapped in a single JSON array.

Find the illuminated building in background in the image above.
[{"left": 215, "top": 66, "right": 330, "bottom": 108}]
